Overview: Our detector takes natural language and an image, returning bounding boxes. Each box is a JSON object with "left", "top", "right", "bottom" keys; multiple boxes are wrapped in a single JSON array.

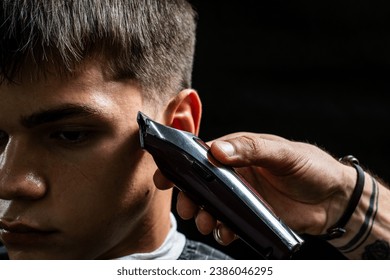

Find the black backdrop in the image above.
[{"left": 173, "top": 0, "right": 390, "bottom": 259}]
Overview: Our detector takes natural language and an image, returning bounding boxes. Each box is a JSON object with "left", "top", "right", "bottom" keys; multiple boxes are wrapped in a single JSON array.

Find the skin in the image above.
[{"left": 0, "top": 60, "right": 201, "bottom": 259}]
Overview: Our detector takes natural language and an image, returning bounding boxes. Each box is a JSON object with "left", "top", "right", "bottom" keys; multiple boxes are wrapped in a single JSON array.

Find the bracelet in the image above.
[{"left": 319, "top": 155, "right": 365, "bottom": 240}]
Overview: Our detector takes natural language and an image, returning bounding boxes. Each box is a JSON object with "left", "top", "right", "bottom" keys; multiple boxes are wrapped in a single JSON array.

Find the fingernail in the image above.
[{"left": 216, "top": 141, "right": 235, "bottom": 157}]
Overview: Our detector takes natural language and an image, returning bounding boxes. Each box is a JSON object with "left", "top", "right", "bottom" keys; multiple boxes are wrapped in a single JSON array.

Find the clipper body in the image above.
[{"left": 137, "top": 111, "right": 304, "bottom": 259}]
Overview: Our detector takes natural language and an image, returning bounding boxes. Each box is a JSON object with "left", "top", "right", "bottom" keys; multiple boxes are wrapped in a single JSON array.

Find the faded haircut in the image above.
[{"left": 0, "top": 0, "right": 197, "bottom": 100}]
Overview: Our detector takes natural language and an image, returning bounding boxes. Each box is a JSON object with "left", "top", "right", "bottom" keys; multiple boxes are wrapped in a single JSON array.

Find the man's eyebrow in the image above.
[{"left": 20, "top": 104, "right": 104, "bottom": 128}]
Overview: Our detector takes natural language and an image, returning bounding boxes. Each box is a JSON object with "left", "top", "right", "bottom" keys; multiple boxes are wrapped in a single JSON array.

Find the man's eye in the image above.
[{"left": 51, "top": 131, "right": 90, "bottom": 143}]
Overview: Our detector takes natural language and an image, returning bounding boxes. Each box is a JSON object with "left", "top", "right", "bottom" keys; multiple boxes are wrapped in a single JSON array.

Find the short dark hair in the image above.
[{"left": 0, "top": 0, "right": 197, "bottom": 100}]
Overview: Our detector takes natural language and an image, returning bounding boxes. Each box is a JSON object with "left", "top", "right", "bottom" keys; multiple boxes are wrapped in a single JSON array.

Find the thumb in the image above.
[{"left": 209, "top": 133, "right": 293, "bottom": 171}]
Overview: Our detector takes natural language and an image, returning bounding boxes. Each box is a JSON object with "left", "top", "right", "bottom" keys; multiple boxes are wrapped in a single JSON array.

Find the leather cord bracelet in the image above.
[{"left": 319, "top": 155, "right": 365, "bottom": 240}]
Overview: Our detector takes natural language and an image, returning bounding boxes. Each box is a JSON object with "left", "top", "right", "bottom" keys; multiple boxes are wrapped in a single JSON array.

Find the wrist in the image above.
[
  {"left": 321, "top": 163, "right": 356, "bottom": 232},
  {"left": 327, "top": 171, "right": 390, "bottom": 259},
  {"left": 318, "top": 155, "right": 366, "bottom": 240},
  {"left": 327, "top": 171, "right": 372, "bottom": 247}
]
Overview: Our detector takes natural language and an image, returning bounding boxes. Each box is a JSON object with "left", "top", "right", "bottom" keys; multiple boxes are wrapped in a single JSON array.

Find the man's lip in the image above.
[
  {"left": 0, "top": 219, "right": 55, "bottom": 233},
  {"left": 0, "top": 219, "right": 59, "bottom": 247}
]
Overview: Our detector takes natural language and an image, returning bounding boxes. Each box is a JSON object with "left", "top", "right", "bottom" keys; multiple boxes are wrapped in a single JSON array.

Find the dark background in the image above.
[{"left": 174, "top": 0, "right": 390, "bottom": 259}]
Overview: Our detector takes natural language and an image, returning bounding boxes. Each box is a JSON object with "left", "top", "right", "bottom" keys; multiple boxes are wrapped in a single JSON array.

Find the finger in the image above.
[
  {"left": 207, "top": 132, "right": 287, "bottom": 146},
  {"left": 209, "top": 133, "right": 297, "bottom": 172},
  {"left": 194, "top": 208, "right": 217, "bottom": 235},
  {"left": 176, "top": 191, "right": 199, "bottom": 220},
  {"left": 153, "top": 169, "right": 175, "bottom": 190},
  {"left": 213, "top": 222, "right": 239, "bottom": 246}
]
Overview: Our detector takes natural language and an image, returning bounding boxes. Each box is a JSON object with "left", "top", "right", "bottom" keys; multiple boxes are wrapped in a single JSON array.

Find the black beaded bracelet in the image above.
[{"left": 319, "top": 155, "right": 365, "bottom": 240}]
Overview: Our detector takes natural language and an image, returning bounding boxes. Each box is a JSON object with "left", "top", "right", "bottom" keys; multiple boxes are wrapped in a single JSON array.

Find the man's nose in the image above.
[{"left": 0, "top": 138, "right": 46, "bottom": 200}]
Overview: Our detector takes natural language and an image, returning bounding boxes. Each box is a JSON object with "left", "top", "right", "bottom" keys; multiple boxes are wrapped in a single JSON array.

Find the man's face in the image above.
[{"left": 0, "top": 62, "right": 170, "bottom": 259}]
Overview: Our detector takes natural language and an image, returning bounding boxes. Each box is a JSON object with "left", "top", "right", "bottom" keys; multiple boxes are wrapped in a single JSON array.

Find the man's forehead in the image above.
[
  {"left": 0, "top": 78, "right": 141, "bottom": 126},
  {"left": 0, "top": 60, "right": 140, "bottom": 98}
]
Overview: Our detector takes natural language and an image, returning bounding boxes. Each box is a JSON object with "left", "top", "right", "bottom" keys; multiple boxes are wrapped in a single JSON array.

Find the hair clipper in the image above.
[{"left": 137, "top": 111, "right": 304, "bottom": 259}]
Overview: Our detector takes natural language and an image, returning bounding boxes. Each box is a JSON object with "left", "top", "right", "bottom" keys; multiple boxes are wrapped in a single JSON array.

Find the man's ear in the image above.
[{"left": 164, "top": 89, "right": 202, "bottom": 135}]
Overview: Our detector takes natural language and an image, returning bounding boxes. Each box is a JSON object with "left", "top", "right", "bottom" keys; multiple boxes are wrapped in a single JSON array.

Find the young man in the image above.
[{"left": 0, "top": 0, "right": 231, "bottom": 260}]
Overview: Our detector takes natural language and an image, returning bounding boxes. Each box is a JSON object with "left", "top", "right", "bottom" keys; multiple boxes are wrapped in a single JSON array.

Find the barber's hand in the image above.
[{"left": 153, "top": 132, "right": 356, "bottom": 245}]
